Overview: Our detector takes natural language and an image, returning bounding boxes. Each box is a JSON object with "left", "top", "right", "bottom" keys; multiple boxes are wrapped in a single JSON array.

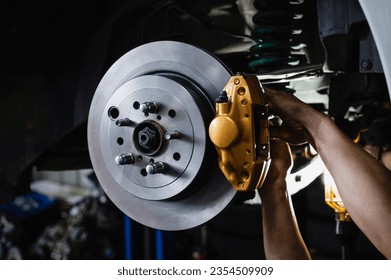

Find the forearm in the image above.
[
  {"left": 260, "top": 180, "right": 311, "bottom": 260},
  {"left": 265, "top": 88, "right": 391, "bottom": 258},
  {"left": 303, "top": 111, "right": 391, "bottom": 258}
]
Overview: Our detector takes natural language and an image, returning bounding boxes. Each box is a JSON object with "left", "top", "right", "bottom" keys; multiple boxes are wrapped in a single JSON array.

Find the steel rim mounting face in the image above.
[{"left": 88, "top": 41, "right": 236, "bottom": 230}]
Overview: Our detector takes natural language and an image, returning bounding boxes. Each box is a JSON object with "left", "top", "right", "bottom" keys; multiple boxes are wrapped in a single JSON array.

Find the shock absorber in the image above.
[{"left": 249, "top": 0, "right": 306, "bottom": 72}]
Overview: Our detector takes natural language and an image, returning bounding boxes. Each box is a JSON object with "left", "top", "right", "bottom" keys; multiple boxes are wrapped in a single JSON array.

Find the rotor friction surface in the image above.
[{"left": 88, "top": 41, "right": 235, "bottom": 230}]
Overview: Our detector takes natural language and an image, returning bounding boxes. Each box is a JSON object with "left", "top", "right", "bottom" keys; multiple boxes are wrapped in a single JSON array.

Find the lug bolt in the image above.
[
  {"left": 164, "top": 130, "right": 181, "bottom": 140},
  {"left": 115, "top": 153, "right": 135, "bottom": 165},
  {"left": 115, "top": 118, "right": 132, "bottom": 127},
  {"left": 140, "top": 101, "right": 159, "bottom": 113},
  {"left": 146, "top": 161, "right": 165, "bottom": 174}
]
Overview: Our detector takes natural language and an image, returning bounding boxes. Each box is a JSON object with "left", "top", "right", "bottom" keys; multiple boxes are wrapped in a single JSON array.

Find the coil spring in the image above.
[{"left": 249, "top": 0, "right": 306, "bottom": 72}]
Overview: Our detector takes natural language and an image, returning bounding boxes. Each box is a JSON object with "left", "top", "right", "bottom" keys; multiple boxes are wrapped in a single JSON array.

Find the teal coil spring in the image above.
[{"left": 249, "top": 0, "right": 306, "bottom": 72}]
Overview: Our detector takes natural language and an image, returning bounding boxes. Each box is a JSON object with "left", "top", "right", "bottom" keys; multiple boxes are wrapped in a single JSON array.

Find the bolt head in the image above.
[
  {"left": 115, "top": 153, "right": 135, "bottom": 165},
  {"left": 146, "top": 164, "right": 155, "bottom": 174},
  {"left": 361, "top": 59, "right": 372, "bottom": 70},
  {"left": 140, "top": 103, "right": 148, "bottom": 113},
  {"left": 115, "top": 155, "right": 124, "bottom": 165}
]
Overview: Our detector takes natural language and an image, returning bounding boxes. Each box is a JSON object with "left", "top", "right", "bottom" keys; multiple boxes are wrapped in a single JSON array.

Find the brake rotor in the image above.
[{"left": 87, "top": 41, "right": 236, "bottom": 230}]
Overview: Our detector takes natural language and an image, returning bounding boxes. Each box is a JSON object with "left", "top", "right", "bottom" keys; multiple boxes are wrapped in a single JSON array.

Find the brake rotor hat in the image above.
[{"left": 87, "top": 41, "right": 236, "bottom": 230}]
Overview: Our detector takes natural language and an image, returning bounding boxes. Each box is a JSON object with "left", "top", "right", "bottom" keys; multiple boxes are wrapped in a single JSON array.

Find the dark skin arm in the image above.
[
  {"left": 259, "top": 139, "right": 311, "bottom": 260},
  {"left": 264, "top": 88, "right": 391, "bottom": 259}
]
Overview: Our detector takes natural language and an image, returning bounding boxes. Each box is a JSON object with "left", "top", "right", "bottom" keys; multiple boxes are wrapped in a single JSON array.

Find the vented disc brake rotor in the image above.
[{"left": 87, "top": 41, "right": 236, "bottom": 230}]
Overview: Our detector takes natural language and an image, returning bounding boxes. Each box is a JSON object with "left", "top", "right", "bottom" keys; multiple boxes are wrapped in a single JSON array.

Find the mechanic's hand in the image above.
[
  {"left": 260, "top": 139, "right": 292, "bottom": 197},
  {"left": 264, "top": 87, "right": 314, "bottom": 146}
]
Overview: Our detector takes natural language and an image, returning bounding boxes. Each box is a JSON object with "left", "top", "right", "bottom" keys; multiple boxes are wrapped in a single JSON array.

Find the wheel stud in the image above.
[
  {"left": 115, "top": 118, "right": 132, "bottom": 127},
  {"left": 140, "top": 101, "right": 159, "bottom": 113},
  {"left": 164, "top": 130, "right": 181, "bottom": 140},
  {"left": 146, "top": 161, "right": 165, "bottom": 174},
  {"left": 115, "top": 153, "right": 135, "bottom": 165}
]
